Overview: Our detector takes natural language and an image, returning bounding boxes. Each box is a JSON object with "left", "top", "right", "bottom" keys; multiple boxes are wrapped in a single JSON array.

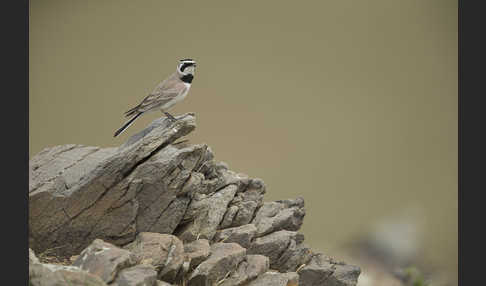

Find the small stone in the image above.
[
  {"left": 298, "top": 253, "right": 361, "bottom": 286},
  {"left": 72, "top": 239, "right": 138, "bottom": 283},
  {"left": 70, "top": 255, "right": 79, "bottom": 264},
  {"left": 247, "top": 271, "right": 299, "bottom": 286},
  {"left": 248, "top": 230, "right": 304, "bottom": 269},
  {"left": 178, "top": 185, "right": 238, "bottom": 242},
  {"left": 155, "top": 281, "right": 174, "bottom": 286},
  {"left": 29, "top": 248, "right": 40, "bottom": 264},
  {"left": 110, "top": 264, "right": 157, "bottom": 286},
  {"left": 213, "top": 224, "right": 257, "bottom": 249},
  {"left": 184, "top": 239, "right": 211, "bottom": 270},
  {"left": 124, "top": 232, "right": 184, "bottom": 283},
  {"left": 188, "top": 242, "right": 246, "bottom": 286},
  {"left": 220, "top": 205, "right": 239, "bottom": 229},
  {"left": 252, "top": 198, "right": 305, "bottom": 237},
  {"left": 219, "top": 255, "right": 269, "bottom": 286}
]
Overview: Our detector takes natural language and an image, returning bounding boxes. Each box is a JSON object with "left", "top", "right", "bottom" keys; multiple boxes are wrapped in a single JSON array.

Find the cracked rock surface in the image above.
[{"left": 29, "top": 113, "right": 360, "bottom": 286}]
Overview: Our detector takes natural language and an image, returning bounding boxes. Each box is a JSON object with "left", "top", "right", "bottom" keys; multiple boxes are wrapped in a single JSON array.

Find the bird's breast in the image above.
[{"left": 162, "top": 84, "right": 191, "bottom": 110}]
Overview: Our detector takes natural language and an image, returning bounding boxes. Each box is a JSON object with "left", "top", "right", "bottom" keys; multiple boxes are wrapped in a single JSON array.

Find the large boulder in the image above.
[{"left": 29, "top": 114, "right": 197, "bottom": 257}]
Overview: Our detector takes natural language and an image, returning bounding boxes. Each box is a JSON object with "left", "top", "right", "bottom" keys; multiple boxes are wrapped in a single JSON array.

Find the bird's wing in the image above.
[
  {"left": 135, "top": 86, "right": 187, "bottom": 113},
  {"left": 125, "top": 76, "right": 186, "bottom": 116}
]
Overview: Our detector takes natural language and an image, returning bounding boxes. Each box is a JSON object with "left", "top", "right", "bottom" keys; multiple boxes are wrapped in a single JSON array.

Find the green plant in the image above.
[{"left": 404, "top": 266, "right": 429, "bottom": 286}]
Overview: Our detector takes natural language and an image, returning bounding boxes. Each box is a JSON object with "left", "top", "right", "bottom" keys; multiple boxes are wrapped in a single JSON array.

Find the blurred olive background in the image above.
[{"left": 29, "top": 0, "right": 457, "bottom": 283}]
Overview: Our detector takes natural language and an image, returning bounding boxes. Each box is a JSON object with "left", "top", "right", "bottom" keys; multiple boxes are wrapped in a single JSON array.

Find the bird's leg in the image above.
[{"left": 164, "top": 112, "right": 177, "bottom": 121}]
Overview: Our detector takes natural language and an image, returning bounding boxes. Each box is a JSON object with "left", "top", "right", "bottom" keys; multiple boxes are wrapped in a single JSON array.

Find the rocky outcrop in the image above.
[{"left": 29, "top": 113, "right": 361, "bottom": 285}]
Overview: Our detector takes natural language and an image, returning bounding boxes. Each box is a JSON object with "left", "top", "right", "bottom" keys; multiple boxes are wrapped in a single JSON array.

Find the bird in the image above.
[{"left": 113, "top": 58, "right": 197, "bottom": 137}]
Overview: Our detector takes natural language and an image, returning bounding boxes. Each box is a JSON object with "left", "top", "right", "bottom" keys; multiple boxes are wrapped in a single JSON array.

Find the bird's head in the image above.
[{"left": 177, "top": 58, "right": 197, "bottom": 76}]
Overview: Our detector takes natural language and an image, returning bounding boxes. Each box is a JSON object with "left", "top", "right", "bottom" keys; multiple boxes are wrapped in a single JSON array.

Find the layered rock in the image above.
[{"left": 29, "top": 113, "right": 360, "bottom": 286}]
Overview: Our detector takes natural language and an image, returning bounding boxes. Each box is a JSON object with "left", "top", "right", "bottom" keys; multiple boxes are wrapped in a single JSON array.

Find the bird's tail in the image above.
[
  {"left": 124, "top": 105, "right": 140, "bottom": 118},
  {"left": 114, "top": 112, "right": 143, "bottom": 137}
]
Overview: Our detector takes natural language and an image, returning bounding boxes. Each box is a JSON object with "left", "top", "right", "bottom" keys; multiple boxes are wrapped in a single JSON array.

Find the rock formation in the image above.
[{"left": 29, "top": 113, "right": 361, "bottom": 286}]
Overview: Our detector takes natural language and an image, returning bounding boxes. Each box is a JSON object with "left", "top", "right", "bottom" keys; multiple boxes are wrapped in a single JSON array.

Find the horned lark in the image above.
[{"left": 114, "top": 58, "right": 196, "bottom": 137}]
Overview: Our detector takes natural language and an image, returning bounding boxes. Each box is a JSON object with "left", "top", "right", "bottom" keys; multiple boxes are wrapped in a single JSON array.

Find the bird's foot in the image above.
[{"left": 164, "top": 112, "right": 177, "bottom": 122}]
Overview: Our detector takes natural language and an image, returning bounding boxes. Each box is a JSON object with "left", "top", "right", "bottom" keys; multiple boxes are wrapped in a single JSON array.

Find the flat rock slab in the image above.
[
  {"left": 73, "top": 239, "right": 138, "bottom": 284},
  {"left": 188, "top": 242, "right": 246, "bottom": 286},
  {"left": 111, "top": 264, "right": 158, "bottom": 286}
]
